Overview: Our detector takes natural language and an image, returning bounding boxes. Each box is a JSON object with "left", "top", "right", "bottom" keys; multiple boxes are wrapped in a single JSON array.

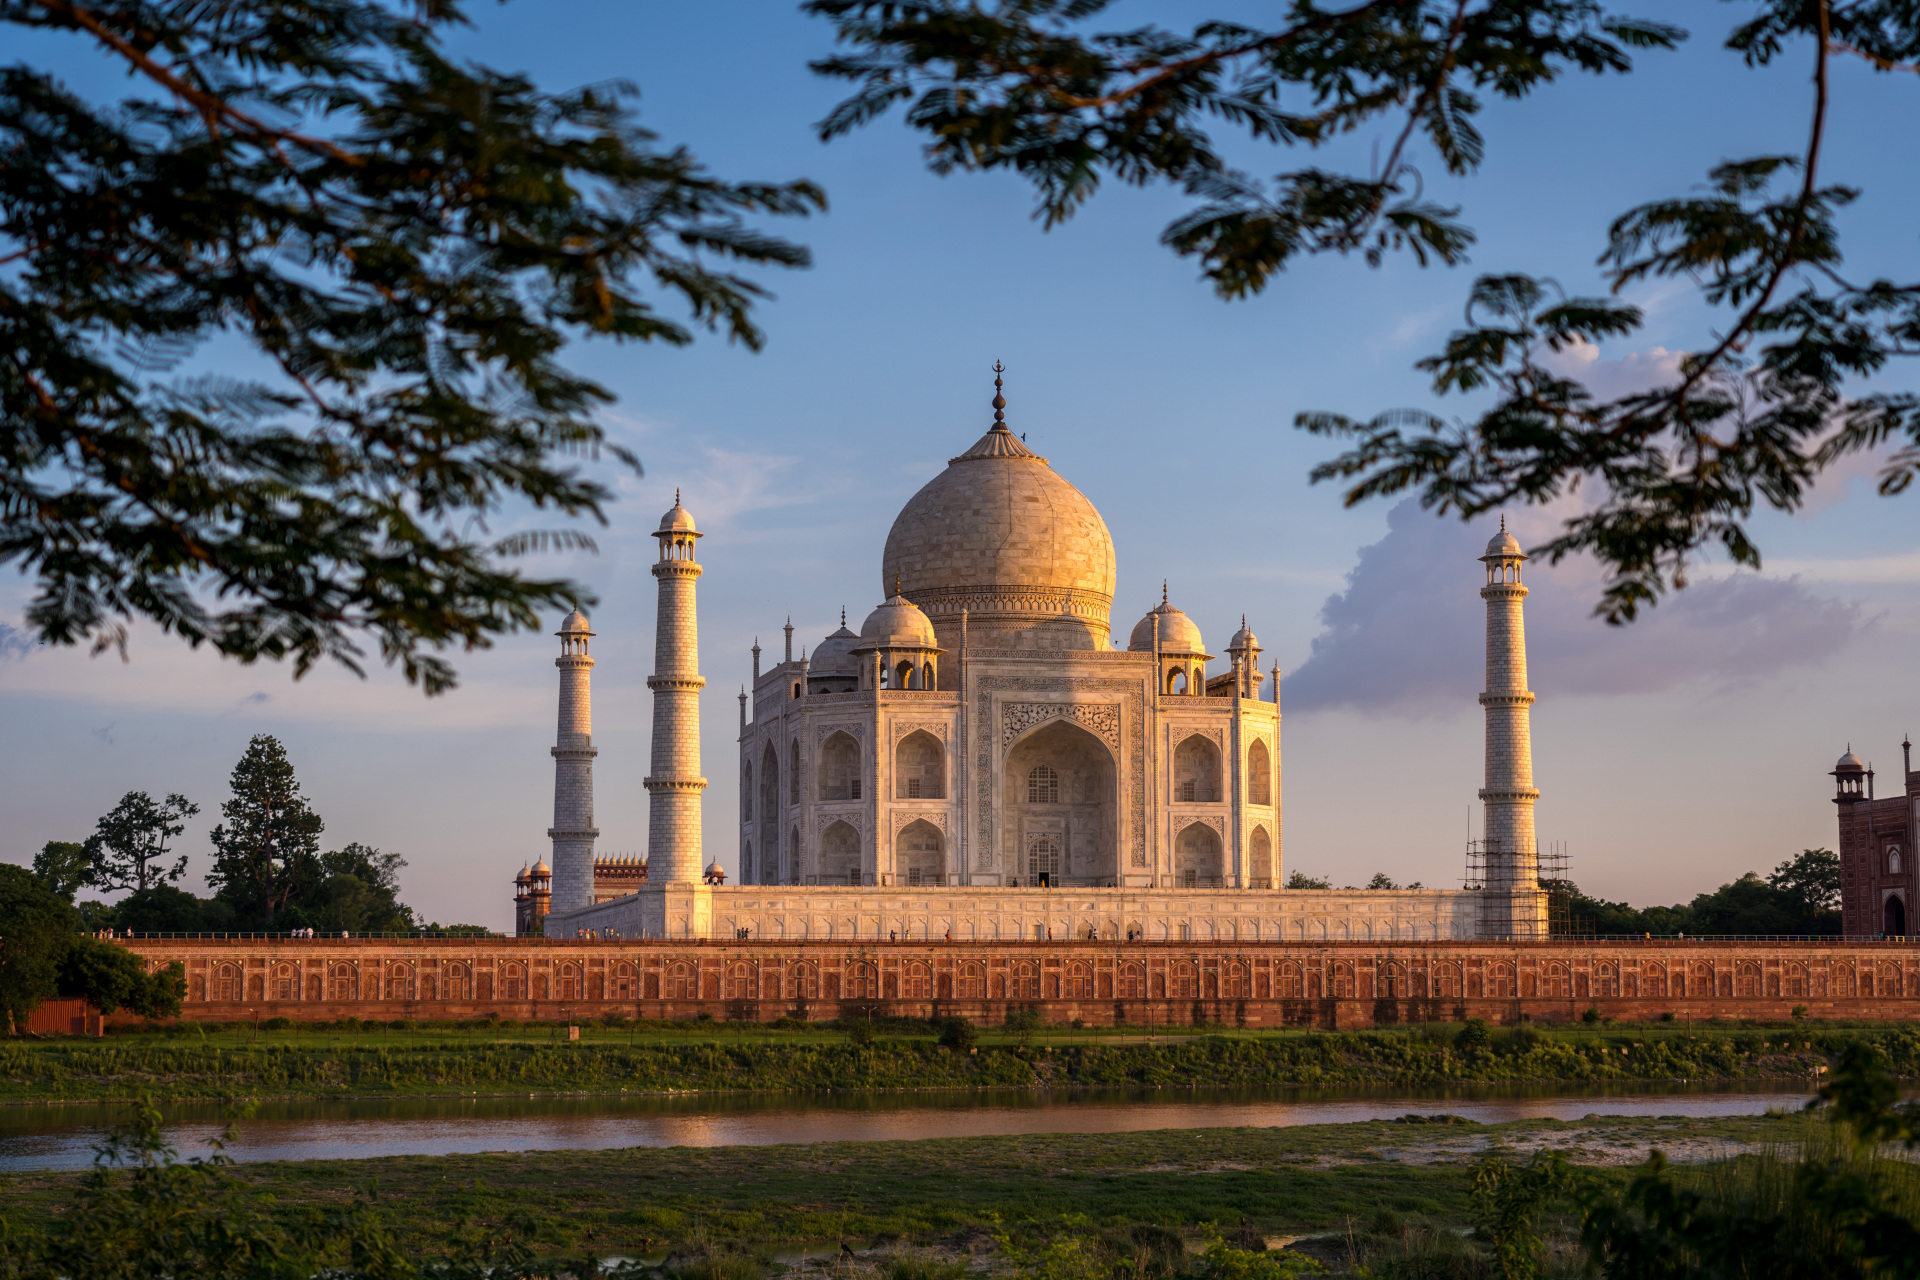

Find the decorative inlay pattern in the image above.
[
  {"left": 892, "top": 809, "right": 950, "bottom": 835},
  {"left": 1001, "top": 702, "right": 1121, "bottom": 751},
  {"left": 817, "top": 811, "right": 864, "bottom": 838},
  {"left": 815, "top": 723, "right": 864, "bottom": 745},
  {"left": 1172, "top": 726, "right": 1225, "bottom": 750},
  {"left": 892, "top": 720, "right": 949, "bottom": 743}
]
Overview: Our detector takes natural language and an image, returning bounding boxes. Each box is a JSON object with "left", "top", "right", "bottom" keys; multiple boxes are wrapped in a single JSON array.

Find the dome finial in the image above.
[
  {"left": 991, "top": 360, "right": 1007, "bottom": 429},
  {"left": 676, "top": 487, "right": 681, "bottom": 504},
  {"left": 1161, "top": 580, "right": 1169, "bottom": 607},
  {"left": 841, "top": 606, "right": 847, "bottom": 627}
]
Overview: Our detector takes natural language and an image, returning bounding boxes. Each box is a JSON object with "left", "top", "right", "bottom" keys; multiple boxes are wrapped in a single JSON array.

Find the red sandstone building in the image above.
[{"left": 1835, "top": 739, "right": 1919, "bottom": 935}]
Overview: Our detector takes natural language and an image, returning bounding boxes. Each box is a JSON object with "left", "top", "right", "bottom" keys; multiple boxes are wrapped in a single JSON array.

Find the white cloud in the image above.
[
  {"left": 1283, "top": 500, "right": 1859, "bottom": 715},
  {"left": 1537, "top": 338, "right": 1683, "bottom": 400}
]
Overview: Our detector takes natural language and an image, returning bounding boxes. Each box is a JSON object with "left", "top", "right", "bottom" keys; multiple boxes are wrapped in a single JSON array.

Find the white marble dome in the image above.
[
  {"left": 860, "top": 593, "right": 939, "bottom": 649},
  {"left": 881, "top": 383, "right": 1115, "bottom": 643},
  {"left": 1128, "top": 598, "right": 1205, "bottom": 654}
]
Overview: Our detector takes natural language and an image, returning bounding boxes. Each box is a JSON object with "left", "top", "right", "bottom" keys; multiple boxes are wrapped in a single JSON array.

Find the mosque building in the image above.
[{"left": 524, "top": 369, "right": 1547, "bottom": 943}]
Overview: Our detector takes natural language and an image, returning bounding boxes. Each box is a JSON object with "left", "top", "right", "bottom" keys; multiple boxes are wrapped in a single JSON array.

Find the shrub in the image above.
[
  {"left": 261, "top": 1017, "right": 292, "bottom": 1031},
  {"left": 937, "top": 1016, "right": 978, "bottom": 1052},
  {"left": 1004, "top": 1009, "right": 1042, "bottom": 1033},
  {"left": 1455, "top": 1018, "right": 1491, "bottom": 1051},
  {"left": 1581, "top": 1006, "right": 1601, "bottom": 1024},
  {"left": 844, "top": 1018, "right": 877, "bottom": 1046},
  {"left": 771, "top": 1015, "right": 808, "bottom": 1030}
]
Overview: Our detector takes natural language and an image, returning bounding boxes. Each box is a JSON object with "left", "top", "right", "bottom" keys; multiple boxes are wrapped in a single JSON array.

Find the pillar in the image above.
[
  {"left": 1478, "top": 518, "right": 1546, "bottom": 938},
  {"left": 645, "top": 493, "right": 708, "bottom": 883},
  {"left": 548, "top": 612, "right": 599, "bottom": 914}
]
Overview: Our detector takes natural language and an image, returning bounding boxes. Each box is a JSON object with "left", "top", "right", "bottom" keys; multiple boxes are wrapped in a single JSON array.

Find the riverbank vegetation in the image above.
[
  {"left": 0, "top": 1068, "right": 1899, "bottom": 1278},
  {"left": 0, "top": 1017, "right": 1898, "bottom": 1103}
]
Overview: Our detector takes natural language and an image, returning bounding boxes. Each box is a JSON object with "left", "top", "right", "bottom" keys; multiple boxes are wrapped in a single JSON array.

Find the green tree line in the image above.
[{"left": 30, "top": 734, "right": 479, "bottom": 939}]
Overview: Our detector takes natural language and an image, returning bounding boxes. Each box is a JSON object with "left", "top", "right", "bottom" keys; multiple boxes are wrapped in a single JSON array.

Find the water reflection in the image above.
[{"left": 0, "top": 1082, "right": 1813, "bottom": 1172}]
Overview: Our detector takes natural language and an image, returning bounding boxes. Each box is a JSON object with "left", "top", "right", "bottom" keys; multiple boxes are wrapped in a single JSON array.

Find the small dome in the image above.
[
  {"left": 860, "top": 593, "right": 939, "bottom": 649},
  {"left": 811, "top": 621, "right": 861, "bottom": 675},
  {"left": 657, "top": 491, "right": 698, "bottom": 535},
  {"left": 706, "top": 861, "right": 725, "bottom": 876},
  {"left": 1483, "top": 518, "right": 1524, "bottom": 559},
  {"left": 557, "top": 608, "right": 591, "bottom": 635},
  {"left": 515, "top": 862, "right": 531, "bottom": 884},
  {"left": 1128, "top": 594, "right": 1205, "bottom": 653},
  {"left": 1228, "top": 616, "right": 1260, "bottom": 651},
  {"left": 531, "top": 859, "right": 551, "bottom": 876},
  {"left": 1836, "top": 750, "right": 1866, "bottom": 773}
]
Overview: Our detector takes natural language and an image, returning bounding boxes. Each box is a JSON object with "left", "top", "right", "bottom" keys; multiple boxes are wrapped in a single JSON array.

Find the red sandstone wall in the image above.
[{"left": 97, "top": 937, "right": 1920, "bottom": 1030}]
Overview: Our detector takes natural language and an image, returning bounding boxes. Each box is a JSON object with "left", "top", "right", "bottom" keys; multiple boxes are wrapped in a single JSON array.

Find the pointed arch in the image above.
[
  {"left": 758, "top": 742, "right": 780, "bottom": 884},
  {"left": 1173, "top": 734, "right": 1220, "bottom": 802},
  {"left": 897, "top": 819, "right": 944, "bottom": 886},
  {"left": 818, "top": 731, "right": 861, "bottom": 800},
  {"left": 896, "top": 730, "right": 945, "bottom": 799},
  {"left": 789, "top": 738, "right": 800, "bottom": 804},
  {"left": 820, "top": 820, "right": 860, "bottom": 885},
  {"left": 1248, "top": 825, "right": 1274, "bottom": 888},
  {"left": 1247, "top": 739, "right": 1272, "bottom": 806},
  {"left": 1175, "top": 821, "right": 1223, "bottom": 886}
]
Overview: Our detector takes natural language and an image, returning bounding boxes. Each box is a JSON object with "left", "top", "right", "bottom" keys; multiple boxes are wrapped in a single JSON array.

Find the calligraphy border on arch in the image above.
[
  {"left": 974, "top": 676, "right": 1148, "bottom": 869},
  {"left": 1000, "top": 702, "right": 1121, "bottom": 752},
  {"left": 891, "top": 809, "right": 950, "bottom": 836},
  {"left": 892, "top": 720, "right": 950, "bottom": 743}
]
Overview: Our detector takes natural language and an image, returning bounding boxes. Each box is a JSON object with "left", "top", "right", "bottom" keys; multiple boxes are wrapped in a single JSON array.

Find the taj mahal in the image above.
[{"left": 514, "top": 368, "right": 1548, "bottom": 944}]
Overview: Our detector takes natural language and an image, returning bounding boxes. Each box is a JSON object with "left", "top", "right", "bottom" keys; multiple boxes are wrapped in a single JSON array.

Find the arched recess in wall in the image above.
[
  {"left": 1247, "top": 739, "right": 1271, "bottom": 806},
  {"left": 789, "top": 740, "right": 800, "bottom": 804},
  {"left": 1174, "top": 821, "right": 1223, "bottom": 886},
  {"left": 820, "top": 821, "right": 860, "bottom": 885},
  {"left": 742, "top": 760, "right": 754, "bottom": 822},
  {"left": 790, "top": 825, "right": 803, "bottom": 882},
  {"left": 1173, "top": 734, "right": 1221, "bottom": 802},
  {"left": 758, "top": 743, "right": 779, "bottom": 884},
  {"left": 1002, "top": 718, "right": 1118, "bottom": 884},
  {"left": 818, "top": 731, "right": 861, "bottom": 801},
  {"left": 895, "top": 730, "right": 945, "bottom": 799},
  {"left": 1248, "top": 825, "right": 1274, "bottom": 888},
  {"left": 897, "top": 819, "right": 944, "bottom": 886},
  {"left": 741, "top": 839, "right": 755, "bottom": 883}
]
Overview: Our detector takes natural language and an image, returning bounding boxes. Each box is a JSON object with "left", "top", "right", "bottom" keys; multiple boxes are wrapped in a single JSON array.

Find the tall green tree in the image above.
[
  {"left": 0, "top": 862, "right": 78, "bottom": 1032},
  {"left": 84, "top": 791, "right": 199, "bottom": 893},
  {"left": 1, "top": 0, "right": 821, "bottom": 695},
  {"left": 207, "top": 735, "right": 325, "bottom": 925},
  {"left": 31, "top": 839, "right": 93, "bottom": 901},
  {"left": 811, "top": 1, "right": 1920, "bottom": 619}
]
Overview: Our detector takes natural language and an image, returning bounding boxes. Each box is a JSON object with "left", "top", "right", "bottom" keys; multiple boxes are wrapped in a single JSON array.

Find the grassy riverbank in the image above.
[
  {"left": 0, "top": 1112, "right": 1812, "bottom": 1265},
  {"left": 0, "top": 1019, "right": 1903, "bottom": 1102}
]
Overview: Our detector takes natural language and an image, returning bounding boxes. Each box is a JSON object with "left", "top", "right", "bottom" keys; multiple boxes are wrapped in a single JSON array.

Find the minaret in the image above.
[
  {"left": 547, "top": 611, "right": 599, "bottom": 915},
  {"left": 1478, "top": 518, "right": 1546, "bottom": 938},
  {"left": 644, "top": 491, "right": 707, "bottom": 883}
]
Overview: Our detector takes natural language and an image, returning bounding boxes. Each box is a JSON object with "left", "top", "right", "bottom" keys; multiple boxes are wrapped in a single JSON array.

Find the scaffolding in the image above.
[{"left": 1462, "top": 839, "right": 1570, "bottom": 938}]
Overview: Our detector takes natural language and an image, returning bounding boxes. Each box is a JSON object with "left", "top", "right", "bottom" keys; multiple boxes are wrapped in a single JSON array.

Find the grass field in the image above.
[
  {"left": 0, "top": 1017, "right": 1880, "bottom": 1103},
  {"left": 0, "top": 1111, "right": 1812, "bottom": 1264}
]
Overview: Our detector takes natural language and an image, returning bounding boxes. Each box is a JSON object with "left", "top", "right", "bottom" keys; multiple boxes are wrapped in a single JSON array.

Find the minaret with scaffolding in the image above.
[{"left": 1476, "top": 519, "right": 1549, "bottom": 938}]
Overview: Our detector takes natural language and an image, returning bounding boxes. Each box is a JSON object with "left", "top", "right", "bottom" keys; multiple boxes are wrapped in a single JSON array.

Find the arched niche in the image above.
[
  {"left": 897, "top": 819, "right": 945, "bottom": 886},
  {"left": 1002, "top": 718, "right": 1117, "bottom": 884},
  {"left": 741, "top": 839, "right": 755, "bottom": 884},
  {"left": 788, "top": 739, "right": 800, "bottom": 804},
  {"left": 1247, "top": 739, "right": 1272, "bottom": 806},
  {"left": 1248, "top": 825, "right": 1273, "bottom": 887},
  {"left": 757, "top": 742, "right": 780, "bottom": 884},
  {"left": 790, "top": 824, "right": 802, "bottom": 884},
  {"left": 895, "top": 730, "right": 945, "bottom": 799},
  {"left": 820, "top": 821, "right": 861, "bottom": 885},
  {"left": 1174, "top": 821, "right": 1223, "bottom": 886},
  {"left": 818, "top": 731, "right": 861, "bottom": 801},
  {"left": 1173, "top": 733, "right": 1221, "bottom": 802}
]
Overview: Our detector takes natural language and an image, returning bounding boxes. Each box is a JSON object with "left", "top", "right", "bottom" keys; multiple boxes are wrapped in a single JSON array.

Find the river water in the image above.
[{"left": 0, "top": 1083, "right": 1814, "bottom": 1172}]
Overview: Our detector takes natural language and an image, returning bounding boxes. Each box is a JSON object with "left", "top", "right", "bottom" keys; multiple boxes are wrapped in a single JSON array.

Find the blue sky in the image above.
[{"left": 4, "top": 1, "right": 1918, "bottom": 929}]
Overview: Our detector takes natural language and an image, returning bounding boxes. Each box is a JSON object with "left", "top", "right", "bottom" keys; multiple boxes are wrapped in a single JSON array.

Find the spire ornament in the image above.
[{"left": 991, "top": 360, "right": 1007, "bottom": 429}]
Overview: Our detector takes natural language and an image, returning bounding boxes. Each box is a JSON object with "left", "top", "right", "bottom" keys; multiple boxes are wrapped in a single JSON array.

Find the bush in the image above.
[
  {"left": 261, "top": 1017, "right": 292, "bottom": 1031},
  {"left": 937, "top": 1016, "right": 978, "bottom": 1052},
  {"left": 771, "top": 1015, "right": 808, "bottom": 1030},
  {"left": 1581, "top": 1006, "right": 1601, "bottom": 1024},
  {"left": 844, "top": 1018, "right": 877, "bottom": 1046},
  {"left": 1004, "top": 1009, "right": 1042, "bottom": 1033},
  {"left": 1455, "top": 1018, "right": 1491, "bottom": 1051}
]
